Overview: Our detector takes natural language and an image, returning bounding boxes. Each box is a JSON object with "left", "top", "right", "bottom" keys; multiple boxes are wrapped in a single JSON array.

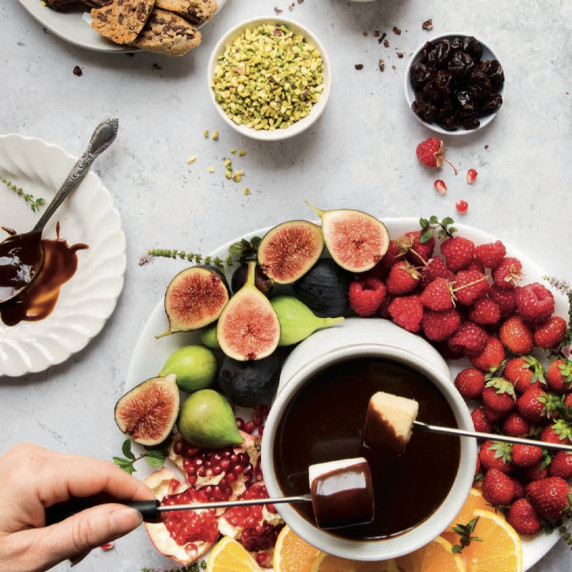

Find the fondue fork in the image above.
[
  {"left": 413, "top": 420, "right": 572, "bottom": 452},
  {"left": 45, "top": 494, "right": 312, "bottom": 525}
]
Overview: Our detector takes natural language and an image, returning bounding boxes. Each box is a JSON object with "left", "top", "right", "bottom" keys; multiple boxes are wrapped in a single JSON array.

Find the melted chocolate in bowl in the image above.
[{"left": 273, "top": 356, "right": 460, "bottom": 540}]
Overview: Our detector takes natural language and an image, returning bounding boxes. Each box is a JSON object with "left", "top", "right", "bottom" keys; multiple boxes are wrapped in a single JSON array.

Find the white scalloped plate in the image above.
[
  {"left": 17, "top": 0, "right": 227, "bottom": 53},
  {"left": 126, "top": 218, "right": 569, "bottom": 570},
  {"left": 0, "top": 134, "right": 126, "bottom": 377}
]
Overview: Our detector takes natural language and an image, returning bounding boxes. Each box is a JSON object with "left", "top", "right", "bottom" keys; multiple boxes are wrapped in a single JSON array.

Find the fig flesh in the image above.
[
  {"left": 114, "top": 374, "right": 179, "bottom": 446},
  {"left": 178, "top": 389, "right": 243, "bottom": 448},
  {"left": 270, "top": 295, "right": 344, "bottom": 346},
  {"left": 293, "top": 258, "right": 353, "bottom": 317},
  {"left": 217, "top": 261, "right": 281, "bottom": 361},
  {"left": 158, "top": 265, "right": 230, "bottom": 338},
  {"left": 258, "top": 220, "right": 324, "bottom": 284},
  {"left": 308, "top": 203, "right": 390, "bottom": 273}
]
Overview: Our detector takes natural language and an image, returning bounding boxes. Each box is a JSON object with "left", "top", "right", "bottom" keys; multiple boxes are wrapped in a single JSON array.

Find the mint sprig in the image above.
[
  {"left": 419, "top": 215, "right": 457, "bottom": 243},
  {"left": 113, "top": 438, "right": 166, "bottom": 475}
]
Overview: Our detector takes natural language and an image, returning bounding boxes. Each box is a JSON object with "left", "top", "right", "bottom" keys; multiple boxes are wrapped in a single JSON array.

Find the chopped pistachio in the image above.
[
  {"left": 238, "top": 149, "right": 246, "bottom": 157},
  {"left": 204, "top": 130, "right": 210, "bottom": 138},
  {"left": 211, "top": 23, "right": 325, "bottom": 131},
  {"left": 243, "top": 187, "right": 251, "bottom": 195},
  {"left": 212, "top": 129, "right": 219, "bottom": 141},
  {"left": 187, "top": 155, "right": 197, "bottom": 164},
  {"left": 208, "top": 166, "right": 215, "bottom": 173},
  {"left": 230, "top": 148, "right": 236, "bottom": 154}
]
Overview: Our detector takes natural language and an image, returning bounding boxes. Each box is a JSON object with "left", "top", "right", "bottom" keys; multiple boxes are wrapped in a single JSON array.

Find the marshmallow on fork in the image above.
[
  {"left": 308, "top": 457, "right": 374, "bottom": 529},
  {"left": 363, "top": 391, "right": 419, "bottom": 455}
]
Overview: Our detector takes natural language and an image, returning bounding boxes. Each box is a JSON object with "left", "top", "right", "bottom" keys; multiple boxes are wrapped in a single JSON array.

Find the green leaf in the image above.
[
  {"left": 122, "top": 438, "right": 135, "bottom": 460},
  {"left": 419, "top": 228, "right": 433, "bottom": 244},
  {"left": 145, "top": 449, "right": 166, "bottom": 467}
]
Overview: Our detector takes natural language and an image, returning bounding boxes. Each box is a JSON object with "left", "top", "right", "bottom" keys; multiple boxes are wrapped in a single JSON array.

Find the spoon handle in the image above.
[
  {"left": 413, "top": 420, "right": 572, "bottom": 452},
  {"left": 32, "top": 118, "right": 119, "bottom": 233}
]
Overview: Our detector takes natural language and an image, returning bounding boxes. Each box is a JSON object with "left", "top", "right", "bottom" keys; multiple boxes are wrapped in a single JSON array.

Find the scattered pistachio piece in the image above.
[
  {"left": 243, "top": 188, "right": 251, "bottom": 195},
  {"left": 230, "top": 148, "right": 236, "bottom": 154},
  {"left": 187, "top": 155, "right": 197, "bottom": 164},
  {"left": 208, "top": 166, "right": 215, "bottom": 173},
  {"left": 238, "top": 150, "right": 246, "bottom": 157},
  {"left": 212, "top": 129, "right": 219, "bottom": 141},
  {"left": 204, "top": 130, "right": 210, "bottom": 138}
]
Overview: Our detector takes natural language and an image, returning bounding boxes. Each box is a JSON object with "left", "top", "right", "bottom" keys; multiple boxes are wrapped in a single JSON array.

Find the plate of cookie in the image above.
[{"left": 17, "top": 0, "right": 226, "bottom": 55}]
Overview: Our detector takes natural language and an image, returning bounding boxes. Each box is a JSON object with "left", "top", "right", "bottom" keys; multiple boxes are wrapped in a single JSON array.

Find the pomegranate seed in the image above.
[
  {"left": 456, "top": 199, "right": 469, "bottom": 213},
  {"left": 434, "top": 179, "right": 447, "bottom": 195},
  {"left": 235, "top": 417, "right": 244, "bottom": 429},
  {"left": 244, "top": 421, "right": 255, "bottom": 433},
  {"left": 100, "top": 542, "right": 114, "bottom": 551},
  {"left": 466, "top": 168, "right": 478, "bottom": 184}
]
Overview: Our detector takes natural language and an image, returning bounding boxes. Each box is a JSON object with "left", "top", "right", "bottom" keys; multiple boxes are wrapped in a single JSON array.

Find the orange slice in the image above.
[
  {"left": 206, "top": 535, "right": 262, "bottom": 572},
  {"left": 273, "top": 525, "right": 322, "bottom": 572},
  {"left": 441, "top": 488, "right": 494, "bottom": 544},
  {"left": 395, "top": 536, "right": 465, "bottom": 572},
  {"left": 461, "top": 509, "right": 523, "bottom": 572},
  {"left": 311, "top": 553, "right": 399, "bottom": 572}
]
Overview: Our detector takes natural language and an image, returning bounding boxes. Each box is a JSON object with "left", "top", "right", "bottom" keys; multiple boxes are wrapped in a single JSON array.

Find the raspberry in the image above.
[
  {"left": 534, "top": 316, "right": 568, "bottom": 349},
  {"left": 516, "top": 282, "right": 555, "bottom": 326},
  {"left": 453, "top": 269, "right": 490, "bottom": 306},
  {"left": 386, "top": 260, "right": 421, "bottom": 295},
  {"left": 420, "top": 256, "right": 454, "bottom": 288},
  {"left": 440, "top": 236, "right": 475, "bottom": 272},
  {"left": 447, "top": 321, "right": 488, "bottom": 356},
  {"left": 468, "top": 297, "right": 501, "bottom": 326},
  {"left": 492, "top": 257, "right": 523, "bottom": 290},
  {"left": 420, "top": 277, "right": 454, "bottom": 311},
  {"left": 475, "top": 240, "right": 506, "bottom": 269},
  {"left": 388, "top": 295, "right": 424, "bottom": 333},
  {"left": 348, "top": 277, "right": 387, "bottom": 317},
  {"left": 489, "top": 284, "right": 519, "bottom": 317},
  {"left": 379, "top": 240, "right": 404, "bottom": 274},
  {"left": 420, "top": 308, "right": 461, "bottom": 341},
  {"left": 499, "top": 315, "right": 534, "bottom": 355},
  {"left": 416, "top": 137, "right": 457, "bottom": 173},
  {"left": 398, "top": 231, "right": 435, "bottom": 264},
  {"left": 454, "top": 368, "right": 485, "bottom": 400}
]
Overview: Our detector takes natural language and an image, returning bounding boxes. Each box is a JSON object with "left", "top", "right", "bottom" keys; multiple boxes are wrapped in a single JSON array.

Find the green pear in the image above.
[
  {"left": 159, "top": 345, "right": 217, "bottom": 393},
  {"left": 178, "top": 389, "right": 243, "bottom": 448}
]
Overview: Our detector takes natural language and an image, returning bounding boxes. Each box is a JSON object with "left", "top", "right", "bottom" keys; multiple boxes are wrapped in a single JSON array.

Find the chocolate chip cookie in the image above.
[
  {"left": 155, "top": 0, "right": 216, "bottom": 26},
  {"left": 131, "top": 8, "right": 201, "bottom": 56},
  {"left": 90, "top": 0, "right": 155, "bottom": 45}
]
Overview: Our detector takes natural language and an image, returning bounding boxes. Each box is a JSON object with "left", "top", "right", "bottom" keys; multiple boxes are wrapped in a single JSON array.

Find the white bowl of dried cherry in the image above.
[{"left": 404, "top": 33, "right": 505, "bottom": 135}]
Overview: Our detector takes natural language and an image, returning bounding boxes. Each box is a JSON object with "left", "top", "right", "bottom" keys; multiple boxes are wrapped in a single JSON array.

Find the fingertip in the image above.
[{"left": 109, "top": 507, "right": 143, "bottom": 537}]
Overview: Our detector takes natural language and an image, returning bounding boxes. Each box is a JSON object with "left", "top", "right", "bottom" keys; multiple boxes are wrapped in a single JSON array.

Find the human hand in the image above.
[{"left": 0, "top": 443, "right": 154, "bottom": 572}]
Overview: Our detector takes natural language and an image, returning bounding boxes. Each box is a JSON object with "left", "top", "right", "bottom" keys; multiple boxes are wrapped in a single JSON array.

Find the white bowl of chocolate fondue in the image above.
[{"left": 261, "top": 318, "right": 477, "bottom": 561}]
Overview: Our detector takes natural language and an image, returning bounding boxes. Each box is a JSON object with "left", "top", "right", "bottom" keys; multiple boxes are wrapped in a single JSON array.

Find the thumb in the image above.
[{"left": 42, "top": 505, "right": 143, "bottom": 566}]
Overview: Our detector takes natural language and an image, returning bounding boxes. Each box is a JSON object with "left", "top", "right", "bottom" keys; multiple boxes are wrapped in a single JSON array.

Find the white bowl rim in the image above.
[
  {"left": 404, "top": 32, "right": 505, "bottom": 136},
  {"left": 261, "top": 342, "right": 477, "bottom": 561},
  {"left": 207, "top": 16, "right": 332, "bottom": 141}
]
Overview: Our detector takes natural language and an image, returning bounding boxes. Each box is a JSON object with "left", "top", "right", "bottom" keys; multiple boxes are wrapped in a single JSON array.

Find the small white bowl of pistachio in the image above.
[{"left": 208, "top": 17, "right": 332, "bottom": 141}]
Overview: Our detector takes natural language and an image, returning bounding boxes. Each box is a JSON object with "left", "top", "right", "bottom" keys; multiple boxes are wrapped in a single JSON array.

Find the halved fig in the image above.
[
  {"left": 114, "top": 374, "right": 179, "bottom": 446},
  {"left": 144, "top": 467, "right": 218, "bottom": 566},
  {"left": 307, "top": 203, "right": 390, "bottom": 273},
  {"left": 216, "top": 262, "right": 280, "bottom": 361},
  {"left": 257, "top": 220, "right": 324, "bottom": 284},
  {"left": 157, "top": 265, "right": 230, "bottom": 338}
]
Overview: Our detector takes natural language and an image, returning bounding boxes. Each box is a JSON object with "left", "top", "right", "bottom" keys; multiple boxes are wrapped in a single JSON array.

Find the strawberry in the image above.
[
  {"left": 468, "top": 297, "right": 501, "bottom": 326},
  {"left": 502, "top": 412, "right": 531, "bottom": 437},
  {"left": 482, "top": 377, "right": 516, "bottom": 417},
  {"left": 523, "top": 461, "right": 549, "bottom": 482},
  {"left": 416, "top": 137, "right": 457, "bottom": 173},
  {"left": 454, "top": 270, "right": 490, "bottom": 306},
  {"left": 517, "top": 385, "right": 561, "bottom": 423},
  {"left": 512, "top": 479, "right": 526, "bottom": 501},
  {"left": 548, "top": 451, "right": 572, "bottom": 480},
  {"left": 482, "top": 468, "right": 515, "bottom": 506},
  {"left": 506, "top": 498, "right": 542, "bottom": 536},
  {"left": 440, "top": 236, "right": 475, "bottom": 272},
  {"left": 489, "top": 284, "right": 519, "bottom": 317},
  {"left": 388, "top": 295, "right": 424, "bottom": 333},
  {"left": 447, "top": 321, "right": 488, "bottom": 357},
  {"left": 564, "top": 394, "right": 572, "bottom": 420},
  {"left": 420, "top": 256, "right": 454, "bottom": 288},
  {"left": 420, "top": 277, "right": 454, "bottom": 311},
  {"left": 540, "top": 420, "right": 572, "bottom": 446},
  {"left": 516, "top": 283, "right": 555, "bottom": 326},
  {"left": 398, "top": 231, "right": 435, "bottom": 264},
  {"left": 348, "top": 277, "right": 387, "bottom": 317},
  {"left": 472, "top": 406, "right": 494, "bottom": 433},
  {"left": 454, "top": 368, "right": 486, "bottom": 400},
  {"left": 386, "top": 260, "right": 421, "bottom": 295},
  {"left": 420, "top": 308, "right": 461, "bottom": 342},
  {"left": 469, "top": 336, "right": 506, "bottom": 373},
  {"left": 498, "top": 315, "right": 534, "bottom": 355},
  {"left": 534, "top": 316, "right": 568, "bottom": 350},
  {"left": 475, "top": 240, "right": 506, "bottom": 269},
  {"left": 503, "top": 356, "right": 545, "bottom": 395},
  {"left": 491, "top": 257, "right": 522, "bottom": 290},
  {"left": 546, "top": 359, "right": 572, "bottom": 393},
  {"left": 479, "top": 440, "right": 514, "bottom": 474},
  {"left": 526, "top": 477, "right": 572, "bottom": 521},
  {"left": 512, "top": 444, "right": 543, "bottom": 468}
]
